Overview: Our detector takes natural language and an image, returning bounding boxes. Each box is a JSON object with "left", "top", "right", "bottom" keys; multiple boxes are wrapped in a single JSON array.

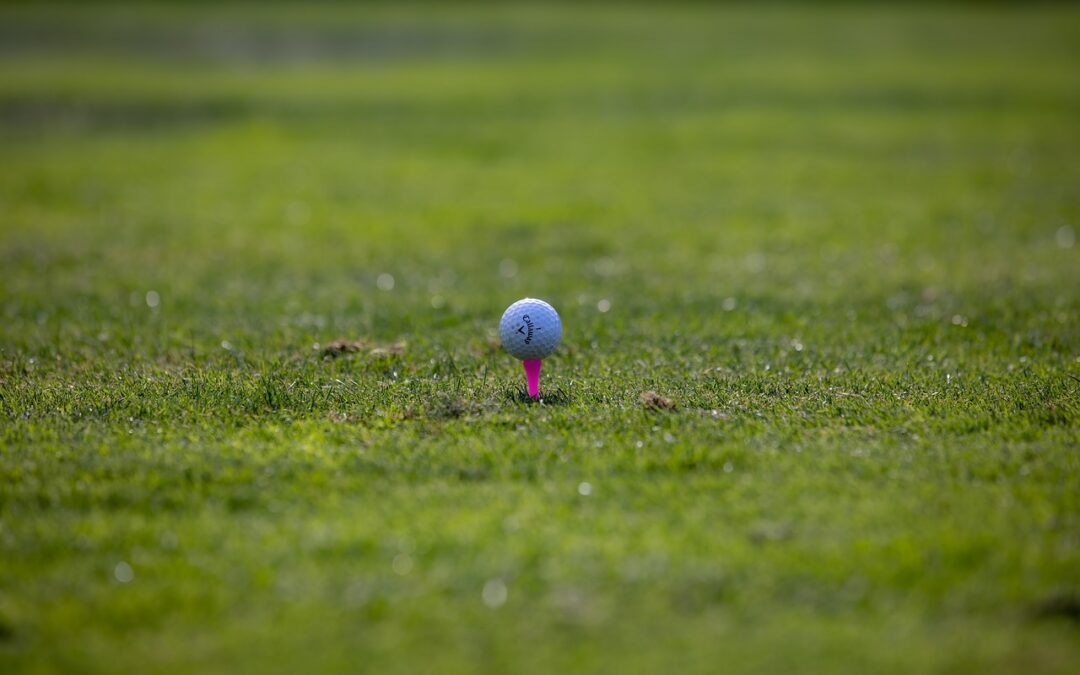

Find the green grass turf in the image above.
[{"left": 1, "top": 3, "right": 1079, "bottom": 673}]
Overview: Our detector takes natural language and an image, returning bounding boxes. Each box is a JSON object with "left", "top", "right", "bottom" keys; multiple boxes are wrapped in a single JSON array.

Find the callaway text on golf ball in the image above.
[{"left": 499, "top": 298, "right": 562, "bottom": 361}]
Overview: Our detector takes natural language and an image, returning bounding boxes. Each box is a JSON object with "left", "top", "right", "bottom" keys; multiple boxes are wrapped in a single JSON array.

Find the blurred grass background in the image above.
[{"left": 1, "top": 3, "right": 1078, "bottom": 674}]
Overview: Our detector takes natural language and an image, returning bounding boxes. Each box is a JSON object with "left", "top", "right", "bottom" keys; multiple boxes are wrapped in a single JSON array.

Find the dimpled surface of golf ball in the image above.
[{"left": 499, "top": 298, "right": 562, "bottom": 361}]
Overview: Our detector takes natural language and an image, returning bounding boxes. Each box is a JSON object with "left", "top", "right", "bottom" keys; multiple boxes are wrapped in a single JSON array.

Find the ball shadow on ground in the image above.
[{"left": 505, "top": 386, "right": 574, "bottom": 406}]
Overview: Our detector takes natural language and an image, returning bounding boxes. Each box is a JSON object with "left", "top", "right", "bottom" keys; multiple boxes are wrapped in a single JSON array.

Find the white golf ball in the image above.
[{"left": 499, "top": 298, "right": 562, "bottom": 361}]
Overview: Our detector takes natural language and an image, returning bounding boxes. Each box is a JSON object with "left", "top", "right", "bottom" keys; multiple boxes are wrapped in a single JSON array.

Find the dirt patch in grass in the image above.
[
  {"left": 640, "top": 390, "right": 675, "bottom": 411},
  {"left": 321, "top": 339, "right": 405, "bottom": 360}
]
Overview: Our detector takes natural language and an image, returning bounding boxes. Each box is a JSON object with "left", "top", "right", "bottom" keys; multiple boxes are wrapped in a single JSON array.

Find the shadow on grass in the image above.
[{"left": 505, "top": 386, "right": 573, "bottom": 406}]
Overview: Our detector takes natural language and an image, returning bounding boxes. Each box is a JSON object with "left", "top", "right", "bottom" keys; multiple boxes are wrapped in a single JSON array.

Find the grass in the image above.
[{"left": 1, "top": 2, "right": 1079, "bottom": 673}]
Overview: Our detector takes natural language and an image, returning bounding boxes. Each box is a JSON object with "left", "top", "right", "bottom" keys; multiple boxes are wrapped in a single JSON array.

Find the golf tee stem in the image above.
[{"left": 523, "top": 359, "right": 542, "bottom": 399}]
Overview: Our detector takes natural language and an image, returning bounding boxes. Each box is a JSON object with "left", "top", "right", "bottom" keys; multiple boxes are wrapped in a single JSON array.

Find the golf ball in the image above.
[{"left": 499, "top": 298, "right": 562, "bottom": 361}]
